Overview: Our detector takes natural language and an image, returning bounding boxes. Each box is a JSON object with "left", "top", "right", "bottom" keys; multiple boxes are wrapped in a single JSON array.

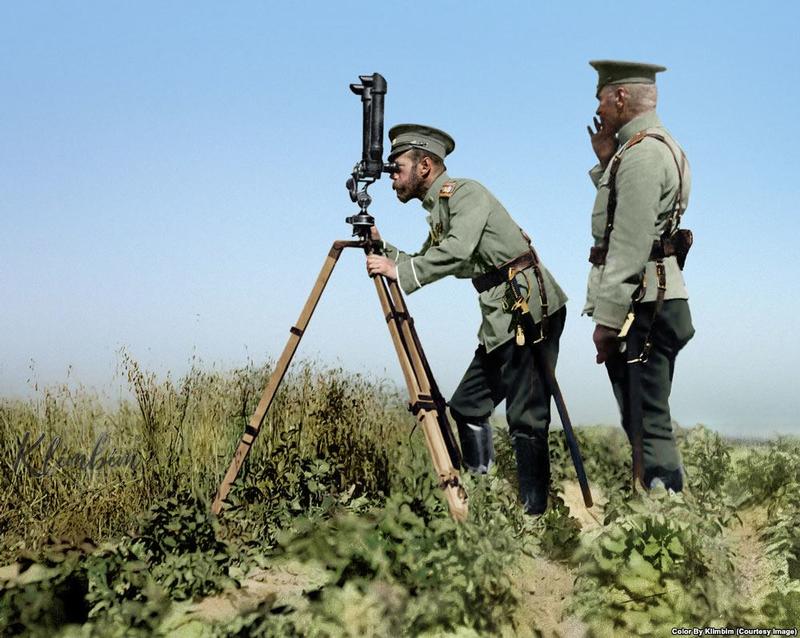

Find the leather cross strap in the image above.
[{"left": 588, "top": 130, "right": 687, "bottom": 266}]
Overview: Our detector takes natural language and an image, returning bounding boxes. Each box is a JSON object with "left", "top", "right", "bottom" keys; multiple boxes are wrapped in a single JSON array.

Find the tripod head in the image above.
[{"left": 345, "top": 73, "right": 397, "bottom": 240}]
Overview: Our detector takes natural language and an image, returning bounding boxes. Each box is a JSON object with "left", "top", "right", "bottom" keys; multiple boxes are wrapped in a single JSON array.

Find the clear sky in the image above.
[{"left": 2, "top": 1, "right": 798, "bottom": 437}]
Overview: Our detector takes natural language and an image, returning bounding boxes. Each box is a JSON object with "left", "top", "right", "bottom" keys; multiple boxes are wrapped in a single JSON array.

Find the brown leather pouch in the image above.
[
  {"left": 672, "top": 228, "right": 693, "bottom": 270},
  {"left": 588, "top": 246, "right": 607, "bottom": 265}
]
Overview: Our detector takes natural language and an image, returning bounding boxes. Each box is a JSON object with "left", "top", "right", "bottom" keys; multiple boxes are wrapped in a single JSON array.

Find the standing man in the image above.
[
  {"left": 366, "top": 124, "right": 568, "bottom": 514},
  {"left": 585, "top": 60, "right": 695, "bottom": 491}
]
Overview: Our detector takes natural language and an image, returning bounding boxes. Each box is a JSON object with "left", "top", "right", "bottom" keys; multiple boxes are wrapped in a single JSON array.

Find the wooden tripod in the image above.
[{"left": 211, "top": 240, "right": 469, "bottom": 521}]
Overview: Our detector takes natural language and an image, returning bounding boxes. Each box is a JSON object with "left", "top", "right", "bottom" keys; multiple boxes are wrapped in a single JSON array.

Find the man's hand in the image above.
[
  {"left": 593, "top": 324, "right": 619, "bottom": 364},
  {"left": 370, "top": 226, "right": 382, "bottom": 242},
  {"left": 587, "top": 116, "right": 619, "bottom": 168},
  {"left": 366, "top": 254, "right": 397, "bottom": 280}
]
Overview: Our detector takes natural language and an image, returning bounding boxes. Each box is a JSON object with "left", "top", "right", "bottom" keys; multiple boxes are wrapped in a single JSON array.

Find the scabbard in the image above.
[
  {"left": 523, "top": 313, "right": 594, "bottom": 508},
  {"left": 626, "top": 355, "right": 645, "bottom": 489}
]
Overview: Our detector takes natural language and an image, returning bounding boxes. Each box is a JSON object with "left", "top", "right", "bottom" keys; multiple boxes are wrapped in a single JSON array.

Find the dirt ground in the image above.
[
  {"left": 187, "top": 558, "right": 329, "bottom": 622},
  {"left": 724, "top": 504, "right": 778, "bottom": 601},
  {"left": 501, "top": 480, "right": 606, "bottom": 638}
]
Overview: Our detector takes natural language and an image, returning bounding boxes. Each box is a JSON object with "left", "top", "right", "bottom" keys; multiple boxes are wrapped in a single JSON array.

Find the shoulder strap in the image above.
[
  {"left": 439, "top": 181, "right": 457, "bottom": 198},
  {"left": 601, "top": 130, "right": 687, "bottom": 249},
  {"left": 602, "top": 131, "right": 647, "bottom": 248},
  {"left": 642, "top": 133, "right": 687, "bottom": 235}
]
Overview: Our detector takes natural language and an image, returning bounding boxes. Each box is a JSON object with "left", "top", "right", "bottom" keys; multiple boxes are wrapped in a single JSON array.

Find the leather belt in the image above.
[
  {"left": 472, "top": 251, "right": 537, "bottom": 293},
  {"left": 648, "top": 237, "right": 677, "bottom": 260},
  {"left": 588, "top": 238, "right": 676, "bottom": 266}
]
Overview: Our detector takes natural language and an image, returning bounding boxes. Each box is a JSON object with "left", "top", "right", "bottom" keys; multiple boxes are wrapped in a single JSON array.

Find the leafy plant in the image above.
[
  {"left": 731, "top": 437, "right": 800, "bottom": 505},
  {"left": 761, "top": 481, "right": 800, "bottom": 580},
  {"left": 534, "top": 492, "right": 583, "bottom": 561},
  {"left": 279, "top": 453, "right": 519, "bottom": 635},
  {"left": 759, "top": 584, "right": 800, "bottom": 625},
  {"left": 0, "top": 543, "right": 91, "bottom": 635},
  {"left": 679, "top": 425, "right": 732, "bottom": 499},
  {"left": 571, "top": 489, "right": 746, "bottom": 632},
  {"left": 136, "top": 491, "right": 240, "bottom": 600},
  {"left": 83, "top": 540, "right": 170, "bottom": 636},
  {"left": 551, "top": 425, "right": 630, "bottom": 494}
]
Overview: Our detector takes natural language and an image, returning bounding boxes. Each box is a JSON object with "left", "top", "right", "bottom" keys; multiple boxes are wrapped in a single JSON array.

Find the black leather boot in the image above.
[
  {"left": 512, "top": 431, "right": 550, "bottom": 515},
  {"left": 455, "top": 419, "right": 495, "bottom": 474}
]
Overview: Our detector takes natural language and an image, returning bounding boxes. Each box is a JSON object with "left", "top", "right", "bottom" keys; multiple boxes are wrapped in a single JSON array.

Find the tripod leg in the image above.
[
  {"left": 384, "top": 279, "right": 461, "bottom": 466},
  {"left": 212, "top": 243, "right": 348, "bottom": 514},
  {"left": 372, "top": 275, "right": 468, "bottom": 521}
]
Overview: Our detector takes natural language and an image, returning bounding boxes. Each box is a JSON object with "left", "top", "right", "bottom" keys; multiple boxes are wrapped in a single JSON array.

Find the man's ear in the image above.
[
  {"left": 614, "top": 87, "right": 627, "bottom": 110},
  {"left": 418, "top": 156, "right": 432, "bottom": 177}
]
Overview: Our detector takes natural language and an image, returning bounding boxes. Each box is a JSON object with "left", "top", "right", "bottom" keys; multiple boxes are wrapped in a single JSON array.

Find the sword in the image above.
[
  {"left": 509, "top": 274, "right": 594, "bottom": 508},
  {"left": 618, "top": 310, "right": 644, "bottom": 489}
]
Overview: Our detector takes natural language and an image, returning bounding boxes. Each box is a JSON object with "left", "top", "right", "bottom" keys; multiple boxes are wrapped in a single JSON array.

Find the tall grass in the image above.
[{"left": 0, "top": 353, "right": 411, "bottom": 562}]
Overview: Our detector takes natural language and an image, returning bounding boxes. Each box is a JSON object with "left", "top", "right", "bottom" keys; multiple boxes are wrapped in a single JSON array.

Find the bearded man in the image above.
[{"left": 366, "top": 124, "right": 568, "bottom": 514}]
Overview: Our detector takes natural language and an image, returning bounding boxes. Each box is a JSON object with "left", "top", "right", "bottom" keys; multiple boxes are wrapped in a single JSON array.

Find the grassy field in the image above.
[{"left": 1, "top": 357, "right": 799, "bottom": 636}]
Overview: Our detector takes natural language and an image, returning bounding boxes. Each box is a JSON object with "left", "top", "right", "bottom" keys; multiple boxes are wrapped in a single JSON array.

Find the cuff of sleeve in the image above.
[
  {"left": 397, "top": 259, "right": 422, "bottom": 294},
  {"left": 382, "top": 241, "right": 400, "bottom": 261},
  {"left": 592, "top": 298, "right": 629, "bottom": 330},
  {"left": 589, "top": 164, "right": 605, "bottom": 187}
]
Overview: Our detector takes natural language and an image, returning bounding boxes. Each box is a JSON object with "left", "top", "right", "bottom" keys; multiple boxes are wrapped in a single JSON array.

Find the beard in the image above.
[{"left": 393, "top": 169, "right": 425, "bottom": 203}]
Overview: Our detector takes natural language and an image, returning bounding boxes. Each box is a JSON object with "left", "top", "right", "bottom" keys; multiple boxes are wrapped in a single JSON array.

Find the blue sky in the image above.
[{"left": 2, "top": 1, "right": 798, "bottom": 436}]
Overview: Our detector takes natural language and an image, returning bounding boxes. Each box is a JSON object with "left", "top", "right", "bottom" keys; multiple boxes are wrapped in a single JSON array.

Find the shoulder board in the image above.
[
  {"left": 438, "top": 181, "right": 457, "bottom": 198},
  {"left": 626, "top": 130, "right": 648, "bottom": 148},
  {"left": 625, "top": 129, "right": 669, "bottom": 151},
  {"left": 610, "top": 130, "right": 657, "bottom": 172}
]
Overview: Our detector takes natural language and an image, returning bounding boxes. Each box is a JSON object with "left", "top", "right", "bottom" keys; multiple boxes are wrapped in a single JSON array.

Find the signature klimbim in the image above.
[{"left": 11, "top": 431, "right": 140, "bottom": 478}]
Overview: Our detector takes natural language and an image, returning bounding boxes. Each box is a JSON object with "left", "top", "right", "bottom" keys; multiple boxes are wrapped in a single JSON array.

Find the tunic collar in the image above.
[
  {"left": 422, "top": 172, "right": 450, "bottom": 211},
  {"left": 617, "top": 110, "right": 663, "bottom": 146}
]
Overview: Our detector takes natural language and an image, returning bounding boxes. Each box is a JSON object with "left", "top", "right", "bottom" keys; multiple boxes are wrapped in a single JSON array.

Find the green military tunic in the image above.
[
  {"left": 382, "top": 171, "right": 568, "bottom": 352},
  {"left": 584, "top": 111, "right": 691, "bottom": 330}
]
